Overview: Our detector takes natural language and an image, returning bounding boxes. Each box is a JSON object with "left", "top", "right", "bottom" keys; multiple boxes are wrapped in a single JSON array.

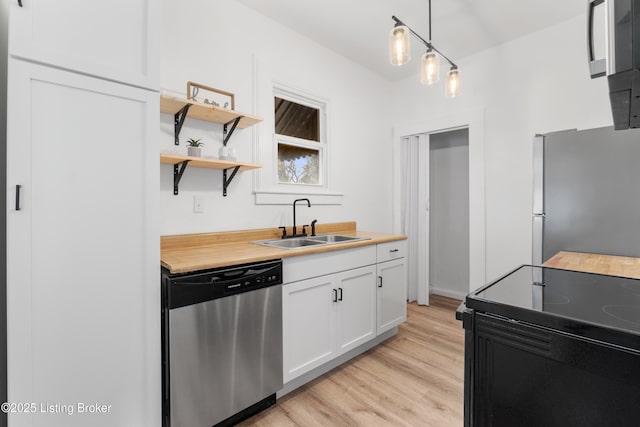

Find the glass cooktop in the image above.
[{"left": 467, "top": 265, "right": 640, "bottom": 337}]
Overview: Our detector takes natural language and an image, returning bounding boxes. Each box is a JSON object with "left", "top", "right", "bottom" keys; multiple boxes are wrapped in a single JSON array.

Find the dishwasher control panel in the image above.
[
  {"left": 165, "top": 259, "right": 283, "bottom": 309},
  {"left": 225, "top": 272, "right": 280, "bottom": 293}
]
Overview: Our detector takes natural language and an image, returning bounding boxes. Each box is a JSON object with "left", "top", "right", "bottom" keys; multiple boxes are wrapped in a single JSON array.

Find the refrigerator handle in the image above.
[
  {"left": 532, "top": 134, "right": 545, "bottom": 265},
  {"left": 587, "top": 0, "right": 607, "bottom": 78},
  {"left": 532, "top": 215, "right": 545, "bottom": 266}
]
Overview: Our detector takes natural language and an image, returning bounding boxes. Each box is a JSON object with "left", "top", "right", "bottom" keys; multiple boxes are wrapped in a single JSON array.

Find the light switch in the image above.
[{"left": 193, "top": 195, "right": 205, "bottom": 213}]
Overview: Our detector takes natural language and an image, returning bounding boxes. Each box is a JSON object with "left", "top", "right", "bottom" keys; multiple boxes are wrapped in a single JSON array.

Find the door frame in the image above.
[{"left": 392, "top": 107, "right": 486, "bottom": 298}]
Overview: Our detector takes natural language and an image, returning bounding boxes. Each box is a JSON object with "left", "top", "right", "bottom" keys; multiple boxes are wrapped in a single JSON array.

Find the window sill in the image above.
[{"left": 254, "top": 190, "right": 344, "bottom": 205}]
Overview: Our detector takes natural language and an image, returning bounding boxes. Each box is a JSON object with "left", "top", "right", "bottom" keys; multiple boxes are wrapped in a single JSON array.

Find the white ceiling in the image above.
[{"left": 236, "top": 0, "right": 585, "bottom": 81}]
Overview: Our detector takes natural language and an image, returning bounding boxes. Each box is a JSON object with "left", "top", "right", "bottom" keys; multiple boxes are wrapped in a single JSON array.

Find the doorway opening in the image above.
[
  {"left": 429, "top": 129, "right": 470, "bottom": 300},
  {"left": 401, "top": 128, "right": 470, "bottom": 304}
]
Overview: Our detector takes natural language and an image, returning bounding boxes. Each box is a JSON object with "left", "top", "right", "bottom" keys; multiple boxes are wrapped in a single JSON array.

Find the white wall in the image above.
[
  {"left": 429, "top": 129, "right": 469, "bottom": 299},
  {"left": 160, "top": 0, "right": 393, "bottom": 235},
  {"left": 391, "top": 13, "right": 613, "bottom": 284}
]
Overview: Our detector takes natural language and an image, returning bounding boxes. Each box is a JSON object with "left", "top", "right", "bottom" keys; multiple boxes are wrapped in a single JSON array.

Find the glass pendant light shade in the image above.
[
  {"left": 445, "top": 67, "right": 461, "bottom": 98},
  {"left": 389, "top": 25, "right": 411, "bottom": 66},
  {"left": 421, "top": 51, "right": 440, "bottom": 85}
]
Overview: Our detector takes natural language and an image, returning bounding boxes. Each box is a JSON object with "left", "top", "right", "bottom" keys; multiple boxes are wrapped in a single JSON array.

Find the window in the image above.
[{"left": 274, "top": 91, "right": 326, "bottom": 186}]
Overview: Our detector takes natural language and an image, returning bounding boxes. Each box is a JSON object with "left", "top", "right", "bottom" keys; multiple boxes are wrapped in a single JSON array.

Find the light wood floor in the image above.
[{"left": 240, "top": 295, "right": 464, "bottom": 427}]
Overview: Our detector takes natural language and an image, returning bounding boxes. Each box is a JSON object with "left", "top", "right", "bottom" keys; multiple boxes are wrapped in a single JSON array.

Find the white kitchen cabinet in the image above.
[
  {"left": 377, "top": 258, "right": 408, "bottom": 335},
  {"left": 282, "top": 241, "right": 406, "bottom": 384},
  {"left": 376, "top": 241, "right": 408, "bottom": 335},
  {"left": 8, "top": 0, "right": 158, "bottom": 89},
  {"left": 6, "top": 59, "right": 160, "bottom": 427},
  {"left": 282, "top": 275, "right": 336, "bottom": 383},
  {"left": 335, "top": 266, "right": 377, "bottom": 355},
  {"left": 282, "top": 264, "right": 377, "bottom": 383}
]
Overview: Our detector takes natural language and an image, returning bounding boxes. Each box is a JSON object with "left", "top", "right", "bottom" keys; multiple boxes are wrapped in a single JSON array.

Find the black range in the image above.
[{"left": 458, "top": 265, "right": 640, "bottom": 427}]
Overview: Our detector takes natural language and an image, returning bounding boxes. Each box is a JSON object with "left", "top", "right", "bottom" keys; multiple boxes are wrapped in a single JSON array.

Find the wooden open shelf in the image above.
[
  {"left": 160, "top": 153, "right": 261, "bottom": 171},
  {"left": 160, "top": 95, "right": 262, "bottom": 129},
  {"left": 160, "top": 153, "right": 262, "bottom": 197}
]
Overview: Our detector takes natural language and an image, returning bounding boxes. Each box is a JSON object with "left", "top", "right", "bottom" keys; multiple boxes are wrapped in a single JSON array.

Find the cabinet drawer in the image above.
[{"left": 376, "top": 240, "right": 407, "bottom": 263}]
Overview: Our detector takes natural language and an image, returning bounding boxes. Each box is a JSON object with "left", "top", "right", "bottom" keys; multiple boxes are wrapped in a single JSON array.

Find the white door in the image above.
[
  {"left": 335, "top": 266, "right": 376, "bottom": 355},
  {"left": 402, "top": 134, "right": 430, "bottom": 305},
  {"left": 8, "top": 0, "right": 158, "bottom": 89},
  {"left": 6, "top": 59, "right": 160, "bottom": 426},
  {"left": 282, "top": 275, "right": 336, "bottom": 383},
  {"left": 377, "top": 258, "right": 408, "bottom": 335}
]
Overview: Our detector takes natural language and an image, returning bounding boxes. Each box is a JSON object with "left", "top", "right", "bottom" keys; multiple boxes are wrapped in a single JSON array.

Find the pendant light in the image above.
[
  {"left": 420, "top": 0, "right": 439, "bottom": 85},
  {"left": 391, "top": 0, "right": 460, "bottom": 96},
  {"left": 421, "top": 50, "right": 439, "bottom": 85},
  {"left": 389, "top": 24, "right": 411, "bottom": 66},
  {"left": 446, "top": 66, "right": 461, "bottom": 98}
]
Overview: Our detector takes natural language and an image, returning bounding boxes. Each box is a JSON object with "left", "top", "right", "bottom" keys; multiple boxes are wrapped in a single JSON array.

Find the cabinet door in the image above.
[
  {"left": 282, "top": 275, "right": 336, "bottom": 383},
  {"left": 8, "top": 0, "right": 158, "bottom": 89},
  {"left": 6, "top": 59, "right": 160, "bottom": 426},
  {"left": 335, "top": 266, "right": 377, "bottom": 356},
  {"left": 377, "top": 258, "right": 408, "bottom": 335}
]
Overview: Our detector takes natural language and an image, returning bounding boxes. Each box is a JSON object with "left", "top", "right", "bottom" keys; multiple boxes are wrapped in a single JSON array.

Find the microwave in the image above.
[{"left": 588, "top": 0, "right": 640, "bottom": 130}]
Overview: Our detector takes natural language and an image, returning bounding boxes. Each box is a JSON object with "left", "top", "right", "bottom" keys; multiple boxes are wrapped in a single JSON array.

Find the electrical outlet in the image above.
[{"left": 193, "top": 196, "right": 205, "bottom": 213}]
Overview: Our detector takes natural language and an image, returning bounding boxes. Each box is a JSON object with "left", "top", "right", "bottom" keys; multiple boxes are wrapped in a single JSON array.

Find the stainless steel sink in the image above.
[
  {"left": 252, "top": 234, "right": 370, "bottom": 250},
  {"left": 307, "top": 234, "right": 366, "bottom": 243},
  {"left": 256, "top": 238, "right": 325, "bottom": 249}
]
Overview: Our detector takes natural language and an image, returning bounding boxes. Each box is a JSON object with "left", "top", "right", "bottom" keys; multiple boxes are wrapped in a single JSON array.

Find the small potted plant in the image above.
[{"left": 186, "top": 138, "right": 204, "bottom": 157}]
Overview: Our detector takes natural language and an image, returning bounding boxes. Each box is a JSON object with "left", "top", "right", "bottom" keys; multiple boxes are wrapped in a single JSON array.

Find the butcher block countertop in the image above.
[
  {"left": 161, "top": 222, "right": 407, "bottom": 274},
  {"left": 544, "top": 251, "right": 640, "bottom": 279}
]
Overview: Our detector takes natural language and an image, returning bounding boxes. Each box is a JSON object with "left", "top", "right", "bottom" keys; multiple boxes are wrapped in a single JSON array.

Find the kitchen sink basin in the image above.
[
  {"left": 252, "top": 234, "right": 370, "bottom": 250},
  {"left": 307, "top": 234, "right": 365, "bottom": 243},
  {"left": 257, "top": 238, "right": 325, "bottom": 249}
]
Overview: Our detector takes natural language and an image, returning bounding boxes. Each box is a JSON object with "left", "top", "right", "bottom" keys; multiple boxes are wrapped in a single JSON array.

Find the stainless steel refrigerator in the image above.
[{"left": 533, "top": 126, "right": 640, "bottom": 265}]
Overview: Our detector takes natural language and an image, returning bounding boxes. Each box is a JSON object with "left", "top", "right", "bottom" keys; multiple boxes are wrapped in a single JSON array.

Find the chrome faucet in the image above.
[{"left": 291, "top": 198, "right": 311, "bottom": 238}]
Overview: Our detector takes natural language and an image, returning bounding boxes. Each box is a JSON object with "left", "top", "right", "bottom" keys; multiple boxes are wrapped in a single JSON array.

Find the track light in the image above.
[
  {"left": 421, "top": 50, "right": 440, "bottom": 85},
  {"left": 390, "top": 0, "right": 460, "bottom": 96},
  {"left": 389, "top": 24, "right": 411, "bottom": 66},
  {"left": 446, "top": 66, "right": 461, "bottom": 98}
]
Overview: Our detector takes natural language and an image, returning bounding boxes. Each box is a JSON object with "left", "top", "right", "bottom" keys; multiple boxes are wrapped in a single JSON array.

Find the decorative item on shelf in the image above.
[
  {"left": 187, "top": 81, "right": 235, "bottom": 110},
  {"left": 390, "top": 0, "right": 461, "bottom": 98},
  {"left": 186, "top": 138, "right": 204, "bottom": 157},
  {"left": 218, "top": 145, "right": 230, "bottom": 160},
  {"left": 228, "top": 147, "right": 237, "bottom": 161}
]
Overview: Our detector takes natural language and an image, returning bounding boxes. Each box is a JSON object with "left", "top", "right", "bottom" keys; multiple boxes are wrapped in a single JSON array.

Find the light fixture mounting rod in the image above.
[
  {"left": 391, "top": 15, "right": 457, "bottom": 69},
  {"left": 428, "top": 0, "right": 432, "bottom": 42}
]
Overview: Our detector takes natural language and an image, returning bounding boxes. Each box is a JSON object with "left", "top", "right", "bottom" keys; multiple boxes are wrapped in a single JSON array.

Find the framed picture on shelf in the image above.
[{"left": 187, "top": 81, "right": 235, "bottom": 110}]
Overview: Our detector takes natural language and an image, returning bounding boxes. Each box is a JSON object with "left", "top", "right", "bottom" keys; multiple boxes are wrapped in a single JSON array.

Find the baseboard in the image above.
[{"left": 430, "top": 287, "right": 466, "bottom": 300}]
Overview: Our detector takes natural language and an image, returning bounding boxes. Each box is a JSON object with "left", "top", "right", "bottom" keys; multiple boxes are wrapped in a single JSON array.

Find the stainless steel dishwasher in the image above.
[{"left": 161, "top": 259, "right": 283, "bottom": 427}]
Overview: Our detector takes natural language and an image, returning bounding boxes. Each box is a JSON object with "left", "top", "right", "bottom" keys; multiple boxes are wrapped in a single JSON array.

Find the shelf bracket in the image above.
[
  {"left": 222, "top": 166, "right": 241, "bottom": 197},
  {"left": 223, "top": 116, "right": 243, "bottom": 146},
  {"left": 174, "top": 104, "right": 192, "bottom": 145},
  {"left": 173, "top": 160, "right": 191, "bottom": 195}
]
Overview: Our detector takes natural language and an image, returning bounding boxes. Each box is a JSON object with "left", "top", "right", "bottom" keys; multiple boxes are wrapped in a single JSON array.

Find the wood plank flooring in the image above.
[{"left": 240, "top": 295, "right": 464, "bottom": 427}]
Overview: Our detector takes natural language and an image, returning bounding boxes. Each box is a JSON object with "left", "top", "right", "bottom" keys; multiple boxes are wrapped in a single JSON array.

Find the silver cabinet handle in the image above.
[{"left": 15, "top": 185, "right": 21, "bottom": 211}]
